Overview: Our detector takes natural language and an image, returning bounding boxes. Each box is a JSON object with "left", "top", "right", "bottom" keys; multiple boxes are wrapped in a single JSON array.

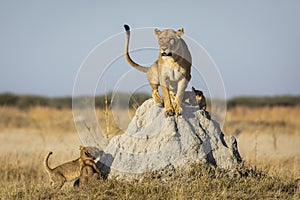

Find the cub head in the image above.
[
  {"left": 192, "top": 86, "right": 204, "bottom": 102},
  {"left": 79, "top": 146, "right": 94, "bottom": 159},
  {"left": 154, "top": 28, "right": 184, "bottom": 57},
  {"left": 79, "top": 146, "right": 100, "bottom": 160}
]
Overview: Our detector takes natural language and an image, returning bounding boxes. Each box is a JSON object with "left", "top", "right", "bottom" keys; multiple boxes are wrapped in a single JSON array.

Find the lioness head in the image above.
[{"left": 154, "top": 28, "right": 184, "bottom": 57}]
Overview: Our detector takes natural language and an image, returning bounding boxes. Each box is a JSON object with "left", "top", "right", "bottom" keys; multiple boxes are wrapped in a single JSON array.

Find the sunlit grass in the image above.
[
  {"left": 0, "top": 152, "right": 298, "bottom": 199},
  {"left": 0, "top": 105, "right": 299, "bottom": 198}
]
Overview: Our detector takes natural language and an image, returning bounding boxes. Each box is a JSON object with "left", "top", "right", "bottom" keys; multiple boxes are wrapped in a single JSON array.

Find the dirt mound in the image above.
[{"left": 98, "top": 99, "right": 242, "bottom": 179}]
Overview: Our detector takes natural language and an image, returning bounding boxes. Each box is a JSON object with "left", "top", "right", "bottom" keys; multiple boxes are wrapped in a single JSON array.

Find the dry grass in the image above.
[
  {"left": 224, "top": 106, "right": 300, "bottom": 135},
  {"left": 0, "top": 152, "right": 298, "bottom": 199},
  {"left": 0, "top": 106, "right": 75, "bottom": 134},
  {"left": 0, "top": 105, "right": 299, "bottom": 199},
  {"left": 223, "top": 106, "right": 300, "bottom": 177}
]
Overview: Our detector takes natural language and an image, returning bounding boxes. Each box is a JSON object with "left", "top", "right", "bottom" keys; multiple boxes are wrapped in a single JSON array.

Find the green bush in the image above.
[
  {"left": 0, "top": 93, "right": 19, "bottom": 106},
  {"left": 0, "top": 92, "right": 151, "bottom": 110},
  {"left": 227, "top": 96, "right": 300, "bottom": 108},
  {"left": 1, "top": 93, "right": 299, "bottom": 109}
]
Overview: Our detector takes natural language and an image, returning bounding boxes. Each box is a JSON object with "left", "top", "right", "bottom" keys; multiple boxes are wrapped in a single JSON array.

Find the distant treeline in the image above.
[
  {"left": 0, "top": 93, "right": 71, "bottom": 109},
  {"left": 227, "top": 96, "right": 300, "bottom": 108},
  {"left": 0, "top": 92, "right": 151, "bottom": 109},
  {"left": 0, "top": 93, "right": 299, "bottom": 109}
]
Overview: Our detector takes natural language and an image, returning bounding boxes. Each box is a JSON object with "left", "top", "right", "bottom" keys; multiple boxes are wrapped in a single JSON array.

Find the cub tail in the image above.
[{"left": 44, "top": 151, "right": 53, "bottom": 172}]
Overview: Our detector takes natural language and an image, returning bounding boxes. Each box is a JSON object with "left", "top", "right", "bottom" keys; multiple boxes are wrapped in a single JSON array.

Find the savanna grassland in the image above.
[{"left": 0, "top": 99, "right": 299, "bottom": 199}]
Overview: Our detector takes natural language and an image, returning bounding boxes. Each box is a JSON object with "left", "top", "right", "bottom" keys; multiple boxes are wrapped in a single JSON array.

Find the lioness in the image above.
[
  {"left": 124, "top": 24, "right": 192, "bottom": 116},
  {"left": 44, "top": 146, "right": 100, "bottom": 190}
]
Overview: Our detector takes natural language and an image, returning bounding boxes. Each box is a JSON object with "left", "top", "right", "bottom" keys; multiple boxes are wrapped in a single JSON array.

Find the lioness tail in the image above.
[{"left": 124, "top": 24, "right": 148, "bottom": 73}]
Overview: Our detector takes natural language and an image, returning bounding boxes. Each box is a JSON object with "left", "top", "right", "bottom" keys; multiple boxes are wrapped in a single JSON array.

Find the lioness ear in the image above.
[
  {"left": 192, "top": 86, "right": 196, "bottom": 92},
  {"left": 176, "top": 28, "right": 184, "bottom": 38},
  {"left": 154, "top": 28, "right": 161, "bottom": 37}
]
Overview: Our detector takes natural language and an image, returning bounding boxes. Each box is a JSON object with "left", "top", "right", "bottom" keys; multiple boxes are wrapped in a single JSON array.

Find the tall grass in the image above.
[
  {"left": 0, "top": 106, "right": 75, "bottom": 134},
  {"left": 0, "top": 105, "right": 299, "bottom": 198},
  {"left": 0, "top": 151, "right": 298, "bottom": 199}
]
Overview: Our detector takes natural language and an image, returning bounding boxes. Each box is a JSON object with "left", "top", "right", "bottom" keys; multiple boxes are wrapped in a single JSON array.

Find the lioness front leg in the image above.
[
  {"left": 150, "top": 83, "right": 163, "bottom": 104},
  {"left": 173, "top": 78, "right": 189, "bottom": 115},
  {"left": 169, "top": 91, "right": 176, "bottom": 104},
  {"left": 161, "top": 85, "right": 174, "bottom": 116}
]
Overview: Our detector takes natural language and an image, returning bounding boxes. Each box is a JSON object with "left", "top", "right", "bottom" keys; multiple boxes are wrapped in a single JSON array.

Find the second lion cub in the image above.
[
  {"left": 192, "top": 87, "right": 206, "bottom": 110},
  {"left": 44, "top": 146, "right": 100, "bottom": 190}
]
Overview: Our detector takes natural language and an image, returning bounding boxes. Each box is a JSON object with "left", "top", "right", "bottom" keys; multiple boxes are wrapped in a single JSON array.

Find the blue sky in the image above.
[{"left": 0, "top": 0, "right": 299, "bottom": 98}]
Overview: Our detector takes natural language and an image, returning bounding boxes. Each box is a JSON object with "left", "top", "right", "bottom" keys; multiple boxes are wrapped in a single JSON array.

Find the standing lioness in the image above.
[{"left": 124, "top": 24, "right": 192, "bottom": 116}]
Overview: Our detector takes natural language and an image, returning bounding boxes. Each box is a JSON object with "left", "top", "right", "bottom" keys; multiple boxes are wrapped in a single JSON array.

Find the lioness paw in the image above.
[
  {"left": 175, "top": 106, "right": 183, "bottom": 115},
  {"left": 164, "top": 108, "right": 175, "bottom": 117},
  {"left": 172, "top": 97, "right": 182, "bottom": 115},
  {"left": 152, "top": 91, "right": 163, "bottom": 105},
  {"left": 153, "top": 96, "right": 163, "bottom": 105}
]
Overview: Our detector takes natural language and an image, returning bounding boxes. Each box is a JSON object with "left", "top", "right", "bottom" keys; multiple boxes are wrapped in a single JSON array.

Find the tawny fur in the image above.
[
  {"left": 74, "top": 165, "right": 101, "bottom": 188},
  {"left": 44, "top": 146, "right": 100, "bottom": 190},
  {"left": 124, "top": 24, "right": 192, "bottom": 116}
]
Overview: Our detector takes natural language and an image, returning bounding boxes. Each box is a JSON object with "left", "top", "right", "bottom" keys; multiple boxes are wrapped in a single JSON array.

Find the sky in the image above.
[{"left": 0, "top": 0, "right": 299, "bottom": 98}]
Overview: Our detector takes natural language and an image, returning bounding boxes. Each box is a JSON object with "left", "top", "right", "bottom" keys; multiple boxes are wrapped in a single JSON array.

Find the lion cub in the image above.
[
  {"left": 73, "top": 164, "right": 101, "bottom": 188},
  {"left": 170, "top": 87, "right": 207, "bottom": 111},
  {"left": 192, "top": 87, "right": 207, "bottom": 110},
  {"left": 44, "top": 146, "right": 100, "bottom": 190}
]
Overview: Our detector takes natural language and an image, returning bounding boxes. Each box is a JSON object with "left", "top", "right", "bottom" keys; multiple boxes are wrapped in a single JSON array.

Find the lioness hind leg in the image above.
[{"left": 150, "top": 83, "right": 163, "bottom": 104}]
